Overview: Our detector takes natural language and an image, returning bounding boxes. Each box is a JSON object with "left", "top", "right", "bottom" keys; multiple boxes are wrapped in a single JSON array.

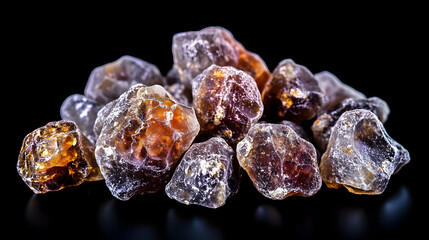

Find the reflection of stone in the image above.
[
  {"left": 99, "top": 198, "right": 162, "bottom": 239},
  {"left": 336, "top": 208, "right": 369, "bottom": 239},
  {"left": 379, "top": 185, "right": 412, "bottom": 229},
  {"left": 25, "top": 195, "right": 50, "bottom": 229},
  {"left": 166, "top": 208, "right": 223, "bottom": 240},
  {"left": 254, "top": 204, "right": 283, "bottom": 228}
]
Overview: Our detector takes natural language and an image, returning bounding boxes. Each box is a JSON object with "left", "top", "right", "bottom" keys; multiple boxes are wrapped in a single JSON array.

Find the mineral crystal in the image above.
[
  {"left": 84, "top": 55, "right": 164, "bottom": 104},
  {"left": 236, "top": 123, "right": 322, "bottom": 200},
  {"left": 60, "top": 94, "right": 103, "bottom": 144},
  {"left": 312, "top": 97, "right": 390, "bottom": 151},
  {"left": 278, "top": 120, "right": 309, "bottom": 141},
  {"left": 261, "top": 59, "right": 324, "bottom": 122},
  {"left": 17, "top": 120, "right": 102, "bottom": 194},
  {"left": 172, "top": 27, "right": 270, "bottom": 91},
  {"left": 94, "top": 84, "right": 200, "bottom": 200},
  {"left": 164, "top": 82, "right": 192, "bottom": 107},
  {"left": 165, "top": 137, "right": 240, "bottom": 208},
  {"left": 319, "top": 109, "right": 410, "bottom": 195},
  {"left": 192, "top": 65, "right": 263, "bottom": 146},
  {"left": 314, "top": 71, "right": 366, "bottom": 110}
]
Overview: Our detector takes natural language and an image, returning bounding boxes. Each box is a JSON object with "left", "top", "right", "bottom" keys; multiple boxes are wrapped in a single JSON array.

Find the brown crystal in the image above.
[
  {"left": 236, "top": 123, "right": 322, "bottom": 200},
  {"left": 192, "top": 65, "right": 264, "bottom": 146},
  {"left": 262, "top": 59, "right": 324, "bottom": 122},
  {"left": 17, "top": 120, "right": 102, "bottom": 194}
]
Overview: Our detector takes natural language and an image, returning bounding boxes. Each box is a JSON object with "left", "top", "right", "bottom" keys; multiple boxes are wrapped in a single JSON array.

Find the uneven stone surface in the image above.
[
  {"left": 94, "top": 84, "right": 200, "bottom": 200},
  {"left": 84, "top": 55, "right": 164, "bottom": 104},
  {"left": 262, "top": 59, "right": 324, "bottom": 122},
  {"left": 165, "top": 137, "right": 240, "bottom": 208},
  {"left": 164, "top": 82, "right": 192, "bottom": 107},
  {"left": 312, "top": 97, "right": 390, "bottom": 151},
  {"left": 319, "top": 109, "right": 410, "bottom": 195},
  {"left": 192, "top": 65, "right": 263, "bottom": 146},
  {"left": 60, "top": 94, "right": 103, "bottom": 144},
  {"left": 315, "top": 71, "right": 366, "bottom": 110},
  {"left": 278, "top": 120, "right": 309, "bottom": 141},
  {"left": 17, "top": 120, "right": 102, "bottom": 194},
  {"left": 237, "top": 123, "right": 322, "bottom": 200},
  {"left": 172, "top": 27, "right": 270, "bottom": 91}
]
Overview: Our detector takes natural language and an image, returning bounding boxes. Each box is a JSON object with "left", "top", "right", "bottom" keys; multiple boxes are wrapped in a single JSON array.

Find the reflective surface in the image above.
[{"left": 15, "top": 177, "right": 416, "bottom": 240}]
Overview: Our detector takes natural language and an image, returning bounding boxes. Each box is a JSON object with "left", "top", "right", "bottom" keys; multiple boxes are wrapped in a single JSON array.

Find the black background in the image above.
[{"left": 5, "top": 4, "right": 425, "bottom": 240}]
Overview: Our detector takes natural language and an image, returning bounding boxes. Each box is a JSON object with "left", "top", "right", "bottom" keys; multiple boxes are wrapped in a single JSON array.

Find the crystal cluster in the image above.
[
  {"left": 17, "top": 120, "right": 102, "bottom": 194},
  {"left": 94, "top": 84, "right": 200, "bottom": 200},
  {"left": 165, "top": 137, "right": 240, "bottom": 208},
  {"left": 17, "top": 26, "right": 410, "bottom": 205}
]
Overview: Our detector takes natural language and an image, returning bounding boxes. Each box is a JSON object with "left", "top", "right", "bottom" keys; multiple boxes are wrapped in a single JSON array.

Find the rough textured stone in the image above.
[
  {"left": 192, "top": 65, "right": 263, "bottom": 146},
  {"left": 314, "top": 71, "right": 366, "bottom": 110},
  {"left": 17, "top": 120, "right": 102, "bottom": 194},
  {"left": 237, "top": 123, "right": 322, "bottom": 200},
  {"left": 262, "top": 59, "right": 324, "bottom": 122},
  {"left": 165, "top": 137, "right": 240, "bottom": 208},
  {"left": 60, "top": 94, "right": 103, "bottom": 144},
  {"left": 312, "top": 97, "right": 390, "bottom": 151},
  {"left": 172, "top": 27, "right": 270, "bottom": 91},
  {"left": 94, "top": 84, "right": 200, "bottom": 200},
  {"left": 278, "top": 120, "right": 309, "bottom": 141},
  {"left": 164, "top": 82, "right": 192, "bottom": 107},
  {"left": 84, "top": 55, "right": 164, "bottom": 104},
  {"left": 319, "top": 109, "right": 410, "bottom": 195}
]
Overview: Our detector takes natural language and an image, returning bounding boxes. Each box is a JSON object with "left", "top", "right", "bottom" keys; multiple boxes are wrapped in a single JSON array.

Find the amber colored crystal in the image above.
[
  {"left": 17, "top": 120, "right": 102, "bottom": 194},
  {"left": 94, "top": 84, "right": 200, "bottom": 200}
]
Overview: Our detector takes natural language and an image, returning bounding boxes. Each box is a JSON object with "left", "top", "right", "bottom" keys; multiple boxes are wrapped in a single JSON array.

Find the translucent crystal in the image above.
[
  {"left": 262, "top": 59, "right": 324, "bottom": 122},
  {"left": 319, "top": 109, "right": 410, "bottom": 195},
  {"left": 94, "top": 84, "right": 200, "bottom": 200},
  {"left": 278, "top": 120, "right": 309, "bottom": 141},
  {"left": 60, "top": 94, "right": 103, "bottom": 144},
  {"left": 237, "top": 123, "right": 322, "bottom": 200},
  {"left": 312, "top": 97, "right": 390, "bottom": 151},
  {"left": 17, "top": 120, "right": 102, "bottom": 194},
  {"left": 192, "top": 65, "right": 263, "bottom": 146},
  {"left": 84, "top": 55, "right": 164, "bottom": 104},
  {"left": 164, "top": 82, "right": 192, "bottom": 107},
  {"left": 172, "top": 27, "right": 270, "bottom": 91},
  {"left": 165, "top": 137, "right": 240, "bottom": 208},
  {"left": 314, "top": 71, "right": 365, "bottom": 110}
]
